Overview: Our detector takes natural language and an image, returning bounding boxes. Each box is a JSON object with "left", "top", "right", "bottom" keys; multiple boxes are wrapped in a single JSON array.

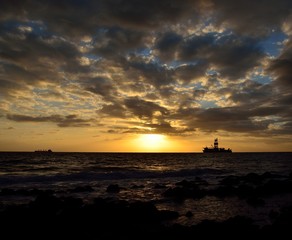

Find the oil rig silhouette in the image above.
[{"left": 203, "top": 138, "right": 232, "bottom": 153}]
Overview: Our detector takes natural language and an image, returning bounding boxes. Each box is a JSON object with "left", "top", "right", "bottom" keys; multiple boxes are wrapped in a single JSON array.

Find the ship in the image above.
[
  {"left": 203, "top": 138, "right": 232, "bottom": 153},
  {"left": 34, "top": 149, "right": 53, "bottom": 153}
]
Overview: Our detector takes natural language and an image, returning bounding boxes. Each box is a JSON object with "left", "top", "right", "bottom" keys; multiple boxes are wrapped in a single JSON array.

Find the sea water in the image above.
[{"left": 0, "top": 152, "right": 292, "bottom": 225}]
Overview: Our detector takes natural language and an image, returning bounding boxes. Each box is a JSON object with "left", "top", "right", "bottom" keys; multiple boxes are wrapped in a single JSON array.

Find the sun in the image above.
[{"left": 136, "top": 134, "right": 167, "bottom": 152}]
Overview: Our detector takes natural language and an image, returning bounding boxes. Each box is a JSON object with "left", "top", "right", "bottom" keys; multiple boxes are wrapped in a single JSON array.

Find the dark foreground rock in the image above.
[{"left": 0, "top": 192, "right": 292, "bottom": 239}]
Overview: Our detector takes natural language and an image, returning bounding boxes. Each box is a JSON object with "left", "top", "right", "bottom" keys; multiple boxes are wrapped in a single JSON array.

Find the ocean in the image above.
[{"left": 1, "top": 152, "right": 292, "bottom": 227}]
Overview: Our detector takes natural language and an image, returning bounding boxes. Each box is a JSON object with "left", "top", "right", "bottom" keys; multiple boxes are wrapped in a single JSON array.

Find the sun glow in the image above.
[{"left": 136, "top": 134, "right": 167, "bottom": 152}]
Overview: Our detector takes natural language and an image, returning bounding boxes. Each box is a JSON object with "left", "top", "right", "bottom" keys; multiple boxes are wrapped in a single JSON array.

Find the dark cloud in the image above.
[
  {"left": 267, "top": 39, "right": 292, "bottom": 117},
  {"left": 7, "top": 114, "right": 92, "bottom": 127},
  {"left": 1, "top": 0, "right": 291, "bottom": 38},
  {"left": 155, "top": 32, "right": 183, "bottom": 61},
  {"left": 176, "top": 107, "right": 269, "bottom": 133},
  {"left": 0, "top": 0, "right": 200, "bottom": 37},
  {"left": 0, "top": 21, "right": 86, "bottom": 100},
  {"left": 0, "top": 22, "right": 80, "bottom": 63},
  {"left": 0, "top": 78, "right": 28, "bottom": 98},
  {"left": 193, "top": 89, "right": 206, "bottom": 100},
  {"left": 249, "top": 106, "right": 285, "bottom": 117},
  {"left": 269, "top": 58, "right": 292, "bottom": 88},
  {"left": 82, "top": 77, "right": 118, "bottom": 102},
  {"left": 1, "top": 62, "right": 38, "bottom": 83},
  {"left": 268, "top": 40, "right": 292, "bottom": 90},
  {"left": 143, "top": 122, "right": 192, "bottom": 135},
  {"left": 92, "top": 27, "right": 147, "bottom": 58},
  {"left": 174, "top": 62, "right": 208, "bottom": 83},
  {"left": 126, "top": 59, "right": 174, "bottom": 88},
  {"left": 100, "top": 0, "right": 199, "bottom": 30},
  {"left": 211, "top": 0, "right": 292, "bottom": 36},
  {"left": 0, "top": 0, "right": 100, "bottom": 37},
  {"left": 276, "top": 94, "right": 292, "bottom": 106},
  {"left": 157, "top": 86, "right": 177, "bottom": 99},
  {"left": 208, "top": 36, "right": 265, "bottom": 79},
  {"left": 0, "top": 0, "right": 291, "bottom": 141},
  {"left": 227, "top": 80, "right": 273, "bottom": 105},
  {"left": 124, "top": 97, "right": 169, "bottom": 119},
  {"left": 99, "top": 103, "right": 126, "bottom": 118},
  {"left": 171, "top": 102, "right": 292, "bottom": 135},
  {"left": 119, "top": 120, "right": 192, "bottom": 135},
  {"left": 178, "top": 34, "right": 216, "bottom": 61},
  {"left": 177, "top": 34, "right": 265, "bottom": 79},
  {"left": 155, "top": 32, "right": 265, "bottom": 80}
]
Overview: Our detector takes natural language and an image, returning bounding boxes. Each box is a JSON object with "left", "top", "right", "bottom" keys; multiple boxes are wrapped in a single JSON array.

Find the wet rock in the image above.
[
  {"left": 0, "top": 188, "right": 16, "bottom": 195},
  {"left": 273, "top": 206, "right": 292, "bottom": 226},
  {"left": 163, "top": 186, "right": 205, "bottom": 200},
  {"left": 70, "top": 185, "right": 94, "bottom": 193},
  {"left": 236, "top": 184, "right": 255, "bottom": 198},
  {"left": 258, "top": 179, "right": 292, "bottom": 195},
  {"left": 261, "top": 172, "right": 282, "bottom": 179},
  {"left": 185, "top": 211, "right": 193, "bottom": 218},
  {"left": 128, "top": 201, "right": 159, "bottom": 223},
  {"left": 246, "top": 197, "right": 265, "bottom": 207},
  {"left": 158, "top": 210, "right": 179, "bottom": 221},
  {"left": 209, "top": 185, "right": 236, "bottom": 197},
  {"left": 131, "top": 184, "right": 145, "bottom": 189},
  {"left": 269, "top": 210, "right": 279, "bottom": 219},
  {"left": 154, "top": 184, "right": 167, "bottom": 189},
  {"left": 222, "top": 215, "right": 259, "bottom": 235},
  {"left": 194, "top": 177, "right": 209, "bottom": 185},
  {"left": 220, "top": 175, "right": 241, "bottom": 186},
  {"left": 243, "top": 173, "right": 262, "bottom": 185},
  {"left": 175, "top": 180, "right": 197, "bottom": 188},
  {"left": 106, "top": 184, "right": 121, "bottom": 193}
]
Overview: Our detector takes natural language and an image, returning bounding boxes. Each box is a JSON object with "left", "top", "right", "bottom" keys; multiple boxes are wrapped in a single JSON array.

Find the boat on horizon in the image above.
[
  {"left": 203, "top": 138, "right": 232, "bottom": 153},
  {"left": 34, "top": 149, "right": 53, "bottom": 153}
]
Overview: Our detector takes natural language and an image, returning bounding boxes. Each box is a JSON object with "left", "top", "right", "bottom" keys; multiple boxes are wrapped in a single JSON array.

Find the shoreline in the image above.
[
  {"left": 1, "top": 171, "right": 292, "bottom": 238},
  {"left": 1, "top": 192, "right": 291, "bottom": 238}
]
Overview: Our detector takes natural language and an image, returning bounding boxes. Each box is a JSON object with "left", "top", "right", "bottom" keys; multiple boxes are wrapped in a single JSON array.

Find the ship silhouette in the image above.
[
  {"left": 34, "top": 149, "right": 53, "bottom": 153},
  {"left": 203, "top": 138, "right": 232, "bottom": 153}
]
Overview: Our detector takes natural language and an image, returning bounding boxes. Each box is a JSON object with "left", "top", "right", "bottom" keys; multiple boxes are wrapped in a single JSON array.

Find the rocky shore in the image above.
[{"left": 1, "top": 172, "right": 292, "bottom": 239}]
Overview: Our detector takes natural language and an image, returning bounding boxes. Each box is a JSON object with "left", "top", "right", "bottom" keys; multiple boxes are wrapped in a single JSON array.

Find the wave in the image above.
[{"left": 0, "top": 167, "right": 231, "bottom": 188}]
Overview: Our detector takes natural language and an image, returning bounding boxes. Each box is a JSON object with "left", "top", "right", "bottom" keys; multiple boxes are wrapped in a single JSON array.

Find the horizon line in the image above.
[{"left": 1, "top": 151, "right": 292, "bottom": 153}]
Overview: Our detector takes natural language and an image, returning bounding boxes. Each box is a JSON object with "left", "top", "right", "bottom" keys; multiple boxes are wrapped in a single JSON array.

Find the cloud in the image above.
[
  {"left": 0, "top": 0, "right": 292, "bottom": 142},
  {"left": 207, "top": 36, "right": 265, "bottom": 79},
  {"left": 267, "top": 38, "right": 292, "bottom": 128},
  {"left": 175, "top": 107, "right": 269, "bottom": 133},
  {"left": 124, "top": 123, "right": 189, "bottom": 135},
  {"left": 0, "top": 78, "right": 29, "bottom": 98},
  {"left": 82, "top": 77, "right": 118, "bottom": 102},
  {"left": 174, "top": 62, "right": 208, "bottom": 83},
  {"left": 268, "top": 40, "right": 292, "bottom": 90},
  {"left": 99, "top": 103, "right": 126, "bottom": 118},
  {"left": 7, "top": 114, "right": 92, "bottom": 127},
  {"left": 178, "top": 34, "right": 265, "bottom": 79},
  {"left": 227, "top": 80, "right": 273, "bottom": 105},
  {"left": 0, "top": 0, "right": 201, "bottom": 38},
  {"left": 155, "top": 32, "right": 265, "bottom": 80},
  {"left": 211, "top": 0, "right": 292, "bottom": 36},
  {"left": 99, "top": 0, "right": 201, "bottom": 30},
  {"left": 91, "top": 26, "right": 147, "bottom": 58},
  {"left": 124, "top": 97, "right": 169, "bottom": 119},
  {"left": 142, "top": 121, "right": 192, "bottom": 135},
  {"left": 155, "top": 32, "right": 183, "bottom": 61}
]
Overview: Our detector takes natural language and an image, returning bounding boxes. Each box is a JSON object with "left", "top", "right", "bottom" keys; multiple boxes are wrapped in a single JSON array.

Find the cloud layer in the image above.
[{"left": 1, "top": 0, "right": 292, "bottom": 141}]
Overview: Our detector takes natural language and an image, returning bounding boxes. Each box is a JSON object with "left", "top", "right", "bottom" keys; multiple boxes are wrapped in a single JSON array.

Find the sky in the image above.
[{"left": 1, "top": 0, "right": 292, "bottom": 152}]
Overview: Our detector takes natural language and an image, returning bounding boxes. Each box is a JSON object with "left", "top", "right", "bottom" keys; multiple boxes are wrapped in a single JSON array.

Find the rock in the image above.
[{"left": 106, "top": 184, "right": 120, "bottom": 193}]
